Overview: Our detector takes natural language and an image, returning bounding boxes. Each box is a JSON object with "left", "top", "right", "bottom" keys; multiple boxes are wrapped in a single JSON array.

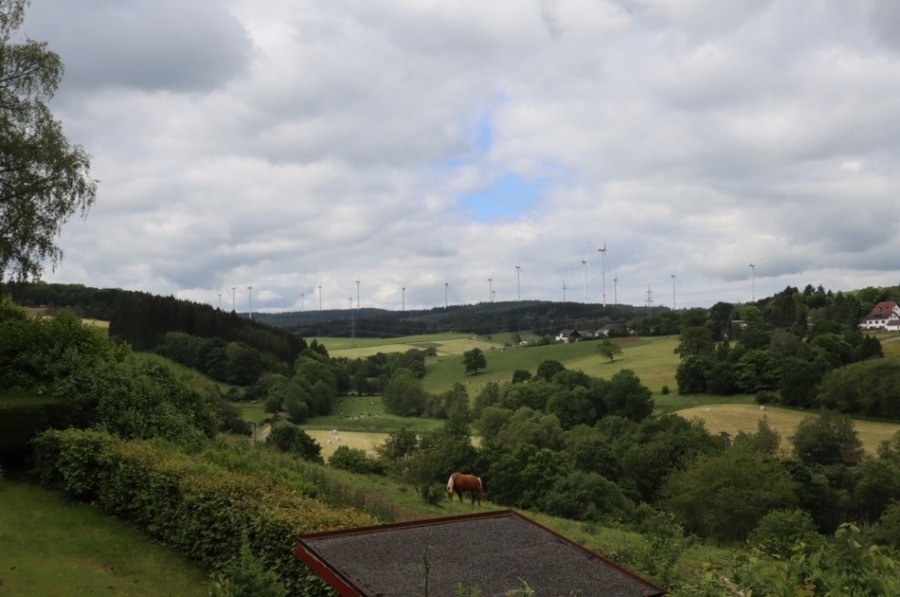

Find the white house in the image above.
[{"left": 859, "top": 301, "right": 900, "bottom": 331}]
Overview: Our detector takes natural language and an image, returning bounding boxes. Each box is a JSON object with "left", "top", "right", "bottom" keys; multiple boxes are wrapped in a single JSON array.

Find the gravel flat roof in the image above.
[{"left": 295, "top": 510, "right": 666, "bottom": 596}]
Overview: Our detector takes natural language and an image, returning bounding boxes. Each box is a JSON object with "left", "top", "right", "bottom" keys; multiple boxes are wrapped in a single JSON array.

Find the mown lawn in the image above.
[{"left": 0, "top": 481, "right": 209, "bottom": 596}]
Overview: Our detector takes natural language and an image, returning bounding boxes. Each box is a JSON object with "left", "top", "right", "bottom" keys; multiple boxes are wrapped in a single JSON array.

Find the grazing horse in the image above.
[{"left": 446, "top": 472, "right": 483, "bottom": 506}]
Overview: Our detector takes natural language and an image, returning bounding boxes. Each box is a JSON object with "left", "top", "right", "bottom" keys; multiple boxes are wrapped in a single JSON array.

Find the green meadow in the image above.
[
  {"left": 323, "top": 333, "right": 900, "bottom": 455},
  {"left": 325, "top": 334, "right": 682, "bottom": 397},
  {"left": 0, "top": 481, "right": 209, "bottom": 596}
]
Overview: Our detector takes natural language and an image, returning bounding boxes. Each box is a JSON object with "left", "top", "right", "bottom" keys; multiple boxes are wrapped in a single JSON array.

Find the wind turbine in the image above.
[
  {"left": 613, "top": 275, "right": 618, "bottom": 305},
  {"left": 402, "top": 286, "right": 406, "bottom": 312},
  {"left": 561, "top": 278, "right": 567, "bottom": 303},
  {"left": 300, "top": 292, "right": 304, "bottom": 312},
  {"left": 247, "top": 285, "right": 253, "bottom": 320},
  {"left": 488, "top": 275, "right": 494, "bottom": 303},
  {"left": 515, "top": 258, "right": 523, "bottom": 301},
  {"left": 231, "top": 285, "right": 236, "bottom": 312},
  {"left": 444, "top": 280, "right": 448, "bottom": 309},
  {"left": 355, "top": 278, "right": 360, "bottom": 310},
  {"left": 749, "top": 263, "right": 756, "bottom": 302},
  {"left": 671, "top": 272, "right": 677, "bottom": 310},
  {"left": 597, "top": 241, "right": 608, "bottom": 307},
  {"left": 318, "top": 283, "right": 323, "bottom": 311},
  {"left": 576, "top": 245, "right": 594, "bottom": 304}
]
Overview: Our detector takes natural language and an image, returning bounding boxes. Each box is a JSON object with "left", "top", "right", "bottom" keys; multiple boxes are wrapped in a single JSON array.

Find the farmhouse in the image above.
[{"left": 858, "top": 301, "right": 900, "bottom": 331}]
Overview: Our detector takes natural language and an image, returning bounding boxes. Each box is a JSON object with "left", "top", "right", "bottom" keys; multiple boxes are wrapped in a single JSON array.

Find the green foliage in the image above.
[
  {"left": 675, "top": 355, "right": 712, "bottom": 394},
  {"left": 597, "top": 338, "right": 623, "bottom": 362},
  {"left": 791, "top": 411, "right": 864, "bottom": 467},
  {"left": 748, "top": 508, "right": 822, "bottom": 558},
  {"left": 462, "top": 347, "right": 487, "bottom": 375},
  {"left": 872, "top": 501, "right": 900, "bottom": 549},
  {"left": 209, "top": 535, "right": 287, "bottom": 597},
  {"left": 660, "top": 445, "right": 799, "bottom": 542},
  {"left": 817, "top": 358, "right": 900, "bottom": 418},
  {"left": 382, "top": 368, "right": 429, "bottom": 416},
  {"left": 726, "top": 523, "right": 900, "bottom": 596},
  {"left": 535, "top": 359, "right": 565, "bottom": 381},
  {"left": 267, "top": 424, "right": 323, "bottom": 463},
  {"left": 537, "top": 470, "right": 634, "bottom": 522},
  {"left": 0, "top": 0, "right": 97, "bottom": 282},
  {"left": 30, "top": 428, "right": 376, "bottom": 595},
  {"left": 329, "top": 445, "right": 386, "bottom": 475}
]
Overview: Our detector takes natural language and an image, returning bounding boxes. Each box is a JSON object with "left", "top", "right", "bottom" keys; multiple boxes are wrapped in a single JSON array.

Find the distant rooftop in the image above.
[{"left": 295, "top": 509, "right": 666, "bottom": 596}]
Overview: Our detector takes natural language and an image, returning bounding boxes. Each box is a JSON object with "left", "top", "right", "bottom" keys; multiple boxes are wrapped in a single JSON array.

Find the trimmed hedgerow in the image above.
[{"left": 31, "top": 428, "right": 377, "bottom": 595}]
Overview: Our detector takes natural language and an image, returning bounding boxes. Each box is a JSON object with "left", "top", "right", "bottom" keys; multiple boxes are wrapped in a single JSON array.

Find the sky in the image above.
[{"left": 19, "top": 0, "right": 900, "bottom": 313}]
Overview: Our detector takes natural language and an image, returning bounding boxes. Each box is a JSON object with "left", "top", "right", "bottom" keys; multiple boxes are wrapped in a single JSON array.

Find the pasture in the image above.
[
  {"left": 676, "top": 404, "right": 900, "bottom": 456},
  {"left": 320, "top": 332, "right": 900, "bottom": 460},
  {"left": 0, "top": 481, "right": 209, "bottom": 596},
  {"left": 326, "top": 334, "right": 682, "bottom": 397}
]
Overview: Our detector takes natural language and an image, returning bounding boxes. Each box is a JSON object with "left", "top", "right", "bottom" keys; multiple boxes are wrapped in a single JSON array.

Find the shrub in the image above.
[
  {"left": 31, "top": 428, "right": 377, "bottom": 595},
  {"left": 266, "top": 424, "right": 323, "bottom": 463},
  {"left": 755, "top": 390, "right": 777, "bottom": 405},
  {"left": 749, "top": 509, "right": 822, "bottom": 558},
  {"left": 329, "top": 446, "right": 385, "bottom": 475}
]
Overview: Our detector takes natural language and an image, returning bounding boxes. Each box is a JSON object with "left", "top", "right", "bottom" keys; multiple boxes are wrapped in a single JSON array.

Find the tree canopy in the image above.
[{"left": 0, "top": 0, "right": 97, "bottom": 282}]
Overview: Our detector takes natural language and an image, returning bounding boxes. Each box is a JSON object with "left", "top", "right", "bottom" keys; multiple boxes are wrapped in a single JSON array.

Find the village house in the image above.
[{"left": 859, "top": 301, "right": 900, "bottom": 331}]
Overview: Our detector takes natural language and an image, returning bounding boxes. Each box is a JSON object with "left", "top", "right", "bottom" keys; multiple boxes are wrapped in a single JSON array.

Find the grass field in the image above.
[
  {"left": 675, "top": 404, "right": 900, "bottom": 456},
  {"left": 325, "top": 334, "right": 682, "bottom": 397},
  {"left": 320, "top": 332, "right": 900, "bottom": 460},
  {"left": 0, "top": 481, "right": 209, "bottom": 596}
]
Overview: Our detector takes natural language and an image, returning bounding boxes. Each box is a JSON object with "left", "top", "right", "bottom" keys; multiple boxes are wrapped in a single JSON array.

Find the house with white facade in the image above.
[{"left": 859, "top": 301, "right": 900, "bottom": 331}]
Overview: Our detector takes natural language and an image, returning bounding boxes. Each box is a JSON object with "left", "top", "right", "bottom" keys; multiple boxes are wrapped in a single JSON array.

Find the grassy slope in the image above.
[{"left": 0, "top": 481, "right": 209, "bottom": 596}]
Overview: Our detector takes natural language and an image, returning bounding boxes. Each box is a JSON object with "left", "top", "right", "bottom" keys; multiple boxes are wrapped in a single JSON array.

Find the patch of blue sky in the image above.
[
  {"left": 474, "top": 112, "right": 492, "bottom": 152},
  {"left": 461, "top": 172, "right": 541, "bottom": 221}
]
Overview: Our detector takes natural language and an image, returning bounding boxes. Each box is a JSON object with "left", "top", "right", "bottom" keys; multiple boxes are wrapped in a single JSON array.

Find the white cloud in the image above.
[{"left": 20, "top": 0, "right": 900, "bottom": 312}]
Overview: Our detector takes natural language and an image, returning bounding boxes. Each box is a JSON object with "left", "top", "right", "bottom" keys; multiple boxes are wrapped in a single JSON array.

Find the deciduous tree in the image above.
[
  {"left": 462, "top": 347, "right": 486, "bottom": 375},
  {"left": 0, "top": 0, "right": 97, "bottom": 281}
]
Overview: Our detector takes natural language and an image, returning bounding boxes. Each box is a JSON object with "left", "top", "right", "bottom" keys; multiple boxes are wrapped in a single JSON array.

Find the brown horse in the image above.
[{"left": 446, "top": 472, "right": 482, "bottom": 506}]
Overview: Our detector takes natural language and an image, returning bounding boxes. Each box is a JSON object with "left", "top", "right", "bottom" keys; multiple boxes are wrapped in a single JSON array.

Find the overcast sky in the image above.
[{"left": 22, "top": 0, "right": 900, "bottom": 313}]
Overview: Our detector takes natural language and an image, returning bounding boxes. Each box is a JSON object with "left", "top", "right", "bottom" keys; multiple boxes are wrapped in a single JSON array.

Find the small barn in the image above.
[{"left": 295, "top": 509, "right": 666, "bottom": 596}]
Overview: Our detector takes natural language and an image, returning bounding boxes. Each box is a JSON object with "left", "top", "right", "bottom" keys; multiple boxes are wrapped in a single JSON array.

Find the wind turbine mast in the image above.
[
  {"left": 355, "top": 278, "right": 360, "bottom": 310},
  {"left": 598, "top": 242, "right": 608, "bottom": 307},
  {"left": 580, "top": 257, "right": 588, "bottom": 304},
  {"left": 444, "top": 281, "right": 448, "bottom": 309},
  {"left": 318, "top": 283, "right": 323, "bottom": 311},
  {"left": 749, "top": 263, "right": 756, "bottom": 302},
  {"left": 671, "top": 273, "right": 677, "bottom": 310},
  {"left": 247, "top": 285, "right": 253, "bottom": 320},
  {"left": 562, "top": 278, "right": 567, "bottom": 303},
  {"left": 515, "top": 258, "right": 523, "bottom": 302}
]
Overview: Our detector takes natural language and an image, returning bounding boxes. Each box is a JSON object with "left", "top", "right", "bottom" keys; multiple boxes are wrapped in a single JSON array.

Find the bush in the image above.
[
  {"left": 329, "top": 446, "right": 385, "bottom": 475},
  {"left": 755, "top": 390, "right": 777, "bottom": 405},
  {"left": 267, "top": 424, "right": 323, "bottom": 463},
  {"left": 749, "top": 509, "right": 822, "bottom": 558},
  {"left": 31, "top": 428, "right": 377, "bottom": 595}
]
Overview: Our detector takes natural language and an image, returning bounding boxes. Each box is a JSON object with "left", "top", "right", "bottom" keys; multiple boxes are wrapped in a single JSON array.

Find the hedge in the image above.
[
  {"left": 31, "top": 429, "right": 378, "bottom": 595},
  {"left": 0, "top": 392, "right": 94, "bottom": 466}
]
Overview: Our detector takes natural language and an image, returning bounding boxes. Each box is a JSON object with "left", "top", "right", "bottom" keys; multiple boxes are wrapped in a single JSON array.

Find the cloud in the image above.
[{"left": 19, "top": 0, "right": 900, "bottom": 313}]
